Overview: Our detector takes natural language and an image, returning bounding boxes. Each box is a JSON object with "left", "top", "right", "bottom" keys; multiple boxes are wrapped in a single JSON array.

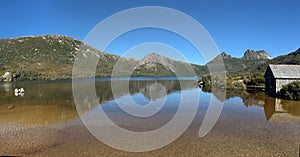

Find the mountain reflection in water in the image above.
[
  {"left": 0, "top": 79, "right": 299, "bottom": 125},
  {"left": 0, "top": 77, "right": 299, "bottom": 156}
]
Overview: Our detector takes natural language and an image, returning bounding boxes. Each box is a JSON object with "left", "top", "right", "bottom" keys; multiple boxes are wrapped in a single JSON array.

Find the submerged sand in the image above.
[{"left": 1, "top": 110, "right": 299, "bottom": 157}]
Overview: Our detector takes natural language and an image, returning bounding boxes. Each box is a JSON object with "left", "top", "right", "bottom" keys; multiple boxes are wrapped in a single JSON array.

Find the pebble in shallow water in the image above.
[
  {"left": 7, "top": 105, "right": 14, "bottom": 110},
  {"left": 14, "top": 88, "right": 25, "bottom": 97}
]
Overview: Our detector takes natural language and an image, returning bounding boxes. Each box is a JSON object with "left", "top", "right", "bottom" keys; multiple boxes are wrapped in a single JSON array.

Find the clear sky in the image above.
[{"left": 0, "top": 0, "right": 299, "bottom": 65}]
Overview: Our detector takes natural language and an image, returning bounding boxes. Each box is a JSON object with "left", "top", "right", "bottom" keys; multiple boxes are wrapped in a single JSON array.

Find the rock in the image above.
[
  {"left": 196, "top": 80, "right": 204, "bottom": 86},
  {"left": 19, "top": 88, "right": 24, "bottom": 93},
  {"left": 14, "top": 92, "right": 19, "bottom": 97},
  {"left": 1, "top": 71, "right": 21, "bottom": 82},
  {"left": 15, "top": 88, "right": 25, "bottom": 93},
  {"left": 14, "top": 88, "right": 25, "bottom": 97},
  {"left": 8, "top": 105, "right": 14, "bottom": 109},
  {"left": 219, "top": 52, "right": 232, "bottom": 59},
  {"left": 12, "top": 72, "right": 21, "bottom": 81},
  {"left": 20, "top": 93, "right": 24, "bottom": 97},
  {"left": 230, "top": 80, "right": 247, "bottom": 89},
  {"left": 2, "top": 71, "right": 12, "bottom": 82}
]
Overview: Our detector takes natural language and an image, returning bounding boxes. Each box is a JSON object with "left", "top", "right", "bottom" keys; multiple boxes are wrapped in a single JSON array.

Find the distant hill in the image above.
[
  {"left": 270, "top": 48, "right": 300, "bottom": 64},
  {"left": 0, "top": 35, "right": 204, "bottom": 80},
  {"left": 0, "top": 35, "right": 121, "bottom": 80}
]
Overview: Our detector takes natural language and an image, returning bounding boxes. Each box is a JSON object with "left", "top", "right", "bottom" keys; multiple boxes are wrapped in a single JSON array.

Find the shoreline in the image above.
[{"left": 0, "top": 75, "right": 201, "bottom": 84}]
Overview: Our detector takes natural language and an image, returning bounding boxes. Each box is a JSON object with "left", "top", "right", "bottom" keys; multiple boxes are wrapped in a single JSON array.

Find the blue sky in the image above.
[{"left": 0, "top": 0, "right": 299, "bottom": 65}]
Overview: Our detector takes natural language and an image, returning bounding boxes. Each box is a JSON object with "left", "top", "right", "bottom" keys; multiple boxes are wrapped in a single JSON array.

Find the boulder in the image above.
[
  {"left": 1, "top": 71, "right": 21, "bottom": 82},
  {"left": 12, "top": 72, "right": 21, "bottom": 81},
  {"left": 2, "top": 71, "right": 12, "bottom": 82}
]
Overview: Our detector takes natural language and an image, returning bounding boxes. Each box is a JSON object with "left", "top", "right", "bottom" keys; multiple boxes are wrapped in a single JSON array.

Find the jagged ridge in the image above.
[{"left": 242, "top": 49, "right": 272, "bottom": 60}]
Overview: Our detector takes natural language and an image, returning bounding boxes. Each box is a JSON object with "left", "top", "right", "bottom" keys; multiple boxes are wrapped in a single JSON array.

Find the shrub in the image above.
[
  {"left": 244, "top": 74, "right": 265, "bottom": 86},
  {"left": 201, "top": 74, "right": 211, "bottom": 86},
  {"left": 280, "top": 81, "right": 300, "bottom": 100}
]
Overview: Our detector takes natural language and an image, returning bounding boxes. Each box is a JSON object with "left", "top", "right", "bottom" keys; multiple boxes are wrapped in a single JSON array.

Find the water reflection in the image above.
[
  {"left": 0, "top": 79, "right": 197, "bottom": 125},
  {"left": 1, "top": 78, "right": 299, "bottom": 126},
  {"left": 75, "top": 79, "right": 197, "bottom": 113},
  {"left": 0, "top": 81, "right": 77, "bottom": 125},
  {"left": 0, "top": 82, "right": 13, "bottom": 92},
  {"left": 202, "top": 86, "right": 300, "bottom": 123},
  {"left": 264, "top": 97, "right": 300, "bottom": 123},
  {"left": 1, "top": 78, "right": 300, "bottom": 156}
]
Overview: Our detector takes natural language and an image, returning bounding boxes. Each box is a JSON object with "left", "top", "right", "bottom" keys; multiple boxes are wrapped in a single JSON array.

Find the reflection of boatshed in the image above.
[
  {"left": 264, "top": 97, "right": 300, "bottom": 123},
  {"left": 264, "top": 64, "right": 300, "bottom": 96}
]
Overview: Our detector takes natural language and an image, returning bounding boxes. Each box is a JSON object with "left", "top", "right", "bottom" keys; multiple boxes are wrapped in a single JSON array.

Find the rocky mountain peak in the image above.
[
  {"left": 143, "top": 53, "right": 168, "bottom": 61},
  {"left": 220, "top": 52, "right": 232, "bottom": 59},
  {"left": 242, "top": 49, "right": 272, "bottom": 60},
  {"left": 142, "top": 53, "right": 172, "bottom": 65},
  {"left": 141, "top": 53, "right": 174, "bottom": 71}
]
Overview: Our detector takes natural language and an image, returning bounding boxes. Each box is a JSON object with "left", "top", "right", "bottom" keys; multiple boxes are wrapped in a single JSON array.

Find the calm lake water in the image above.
[{"left": 0, "top": 77, "right": 299, "bottom": 156}]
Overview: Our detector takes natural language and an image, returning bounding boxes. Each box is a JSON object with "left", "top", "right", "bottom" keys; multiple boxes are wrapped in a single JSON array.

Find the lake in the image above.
[{"left": 0, "top": 77, "right": 299, "bottom": 156}]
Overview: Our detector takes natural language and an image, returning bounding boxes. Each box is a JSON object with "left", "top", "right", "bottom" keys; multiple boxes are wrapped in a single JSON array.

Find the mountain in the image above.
[
  {"left": 0, "top": 35, "right": 203, "bottom": 80},
  {"left": 235, "top": 48, "right": 300, "bottom": 75},
  {"left": 270, "top": 48, "right": 300, "bottom": 64},
  {"left": 242, "top": 49, "right": 272, "bottom": 60},
  {"left": 1, "top": 34, "right": 298, "bottom": 83},
  {"left": 200, "top": 48, "right": 300, "bottom": 89},
  {"left": 287, "top": 48, "right": 300, "bottom": 56},
  {"left": 0, "top": 35, "right": 120, "bottom": 80},
  {"left": 206, "top": 49, "right": 271, "bottom": 73},
  {"left": 207, "top": 52, "right": 244, "bottom": 72},
  {"left": 136, "top": 53, "right": 205, "bottom": 76}
]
